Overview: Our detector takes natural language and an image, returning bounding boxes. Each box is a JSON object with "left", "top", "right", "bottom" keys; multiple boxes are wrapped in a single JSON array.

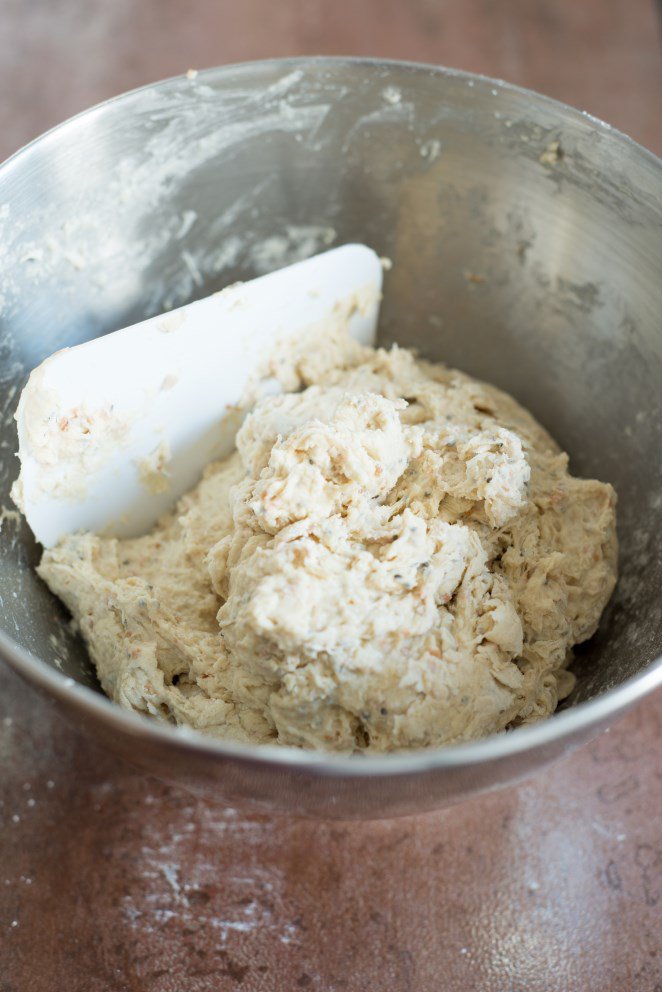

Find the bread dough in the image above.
[{"left": 38, "top": 334, "right": 617, "bottom": 752}]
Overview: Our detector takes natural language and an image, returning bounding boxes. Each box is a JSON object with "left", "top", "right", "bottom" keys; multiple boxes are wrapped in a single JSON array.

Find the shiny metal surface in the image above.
[{"left": 1, "top": 58, "right": 661, "bottom": 818}]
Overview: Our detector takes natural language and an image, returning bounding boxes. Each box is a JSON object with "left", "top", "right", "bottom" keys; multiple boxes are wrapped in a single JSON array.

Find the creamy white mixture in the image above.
[{"left": 38, "top": 332, "right": 617, "bottom": 752}]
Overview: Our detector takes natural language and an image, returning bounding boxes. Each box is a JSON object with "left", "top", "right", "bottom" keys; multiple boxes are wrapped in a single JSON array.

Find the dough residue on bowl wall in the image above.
[{"left": 37, "top": 328, "right": 617, "bottom": 753}]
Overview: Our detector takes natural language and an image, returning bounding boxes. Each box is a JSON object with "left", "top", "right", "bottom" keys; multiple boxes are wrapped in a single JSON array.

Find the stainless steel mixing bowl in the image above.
[{"left": 1, "top": 58, "right": 661, "bottom": 818}]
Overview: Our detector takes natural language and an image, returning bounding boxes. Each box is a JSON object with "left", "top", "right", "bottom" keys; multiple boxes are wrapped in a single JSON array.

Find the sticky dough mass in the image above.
[{"left": 39, "top": 335, "right": 617, "bottom": 752}]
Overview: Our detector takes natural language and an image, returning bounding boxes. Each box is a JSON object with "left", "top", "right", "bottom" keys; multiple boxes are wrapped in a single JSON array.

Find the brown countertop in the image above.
[
  {"left": 1, "top": 2, "right": 661, "bottom": 989},
  {"left": 2, "top": 665, "right": 661, "bottom": 991}
]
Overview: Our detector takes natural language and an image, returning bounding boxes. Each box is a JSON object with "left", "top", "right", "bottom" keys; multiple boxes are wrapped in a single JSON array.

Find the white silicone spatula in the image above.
[{"left": 14, "top": 244, "right": 382, "bottom": 547}]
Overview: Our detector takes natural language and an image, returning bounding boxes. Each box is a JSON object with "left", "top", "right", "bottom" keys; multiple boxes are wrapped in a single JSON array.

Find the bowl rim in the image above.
[
  {"left": 2, "top": 55, "right": 661, "bottom": 778},
  {"left": 3, "top": 54, "right": 662, "bottom": 176},
  {"left": 2, "top": 624, "right": 661, "bottom": 777}
]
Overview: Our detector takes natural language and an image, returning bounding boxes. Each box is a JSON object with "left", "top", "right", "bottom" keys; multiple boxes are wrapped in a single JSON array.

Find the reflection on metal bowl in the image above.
[{"left": 0, "top": 58, "right": 660, "bottom": 818}]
